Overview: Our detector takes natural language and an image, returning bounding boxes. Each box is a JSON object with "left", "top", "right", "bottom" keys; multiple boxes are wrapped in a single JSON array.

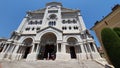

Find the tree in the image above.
[
  {"left": 101, "top": 28, "right": 120, "bottom": 68},
  {"left": 113, "top": 27, "right": 120, "bottom": 37}
]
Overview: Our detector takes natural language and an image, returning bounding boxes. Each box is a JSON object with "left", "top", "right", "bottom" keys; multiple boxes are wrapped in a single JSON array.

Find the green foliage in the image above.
[
  {"left": 101, "top": 28, "right": 120, "bottom": 68},
  {"left": 113, "top": 27, "right": 120, "bottom": 37}
]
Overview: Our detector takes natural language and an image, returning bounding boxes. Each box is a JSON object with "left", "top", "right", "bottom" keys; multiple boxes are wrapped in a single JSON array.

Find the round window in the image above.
[{"left": 49, "top": 14, "right": 57, "bottom": 19}]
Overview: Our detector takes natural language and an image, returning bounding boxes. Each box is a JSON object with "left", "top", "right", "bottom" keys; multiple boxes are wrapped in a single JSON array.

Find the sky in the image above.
[{"left": 0, "top": 0, "right": 120, "bottom": 46}]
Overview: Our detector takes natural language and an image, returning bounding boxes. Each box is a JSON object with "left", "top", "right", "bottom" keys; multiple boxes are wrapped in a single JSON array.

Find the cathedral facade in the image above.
[{"left": 0, "top": 2, "right": 101, "bottom": 61}]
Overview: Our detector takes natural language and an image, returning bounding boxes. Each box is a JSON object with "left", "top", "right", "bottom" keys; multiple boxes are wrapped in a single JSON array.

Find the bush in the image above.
[
  {"left": 113, "top": 27, "right": 120, "bottom": 37},
  {"left": 101, "top": 28, "right": 120, "bottom": 68}
]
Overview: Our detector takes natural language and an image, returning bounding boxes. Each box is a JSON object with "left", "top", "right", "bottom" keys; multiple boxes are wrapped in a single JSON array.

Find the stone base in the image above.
[
  {"left": 26, "top": 53, "right": 37, "bottom": 61},
  {"left": 86, "top": 53, "right": 92, "bottom": 60},
  {"left": 91, "top": 52, "right": 101, "bottom": 59},
  {"left": 56, "top": 53, "right": 70, "bottom": 61},
  {"left": 11, "top": 53, "right": 19, "bottom": 61},
  {"left": 0, "top": 53, "right": 6, "bottom": 60},
  {"left": 77, "top": 53, "right": 87, "bottom": 60}
]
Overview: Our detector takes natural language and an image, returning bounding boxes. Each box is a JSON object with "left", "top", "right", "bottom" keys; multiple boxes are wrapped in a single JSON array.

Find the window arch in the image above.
[
  {"left": 32, "top": 27, "right": 35, "bottom": 30},
  {"left": 68, "top": 20, "right": 71, "bottom": 24},
  {"left": 74, "top": 26, "right": 78, "bottom": 30},
  {"left": 49, "top": 14, "right": 57, "bottom": 19},
  {"left": 67, "top": 37, "right": 78, "bottom": 45},
  {"left": 73, "top": 19, "right": 77, "bottom": 23},
  {"left": 62, "top": 26, "right": 67, "bottom": 30},
  {"left": 22, "top": 38, "right": 33, "bottom": 46},
  {"left": 48, "top": 21, "right": 56, "bottom": 26},
  {"left": 62, "top": 20, "right": 66, "bottom": 24},
  {"left": 69, "top": 26, "right": 72, "bottom": 30}
]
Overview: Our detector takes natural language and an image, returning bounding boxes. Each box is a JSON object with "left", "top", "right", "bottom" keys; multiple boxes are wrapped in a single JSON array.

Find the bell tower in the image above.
[{"left": 41, "top": 2, "right": 62, "bottom": 30}]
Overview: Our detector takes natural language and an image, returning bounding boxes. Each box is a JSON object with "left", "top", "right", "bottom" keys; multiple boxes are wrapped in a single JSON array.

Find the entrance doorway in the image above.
[
  {"left": 38, "top": 32, "right": 57, "bottom": 60},
  {"left": 44, "top": 44, "right": 56, "bottom": 60},
  {"left": 23, "top": 46, "right": 31, "bottom": 59},
  {"left": 70, "top": 46, "right": 76, "bottom": 59},
  {"left": 22, "top": 38, "right": 33, "bottom": 59}
]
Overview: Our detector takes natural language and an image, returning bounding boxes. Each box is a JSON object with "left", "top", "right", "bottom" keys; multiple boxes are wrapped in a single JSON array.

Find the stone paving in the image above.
[{"left": 0, "top": 60, "right": 104, "bottom": 68}]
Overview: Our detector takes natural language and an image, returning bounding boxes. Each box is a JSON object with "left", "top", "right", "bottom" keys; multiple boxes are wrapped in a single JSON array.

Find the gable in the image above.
[{"left": 37, "top": 26, "right": 63, "bottom": 33}]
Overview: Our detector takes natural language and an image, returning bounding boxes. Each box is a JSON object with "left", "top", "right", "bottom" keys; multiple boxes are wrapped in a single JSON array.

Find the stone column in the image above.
[
  {"left": 36, "top": 44, "right": 40, "bottom": 53},
  {"left": 88, "top": 43, "right": 92, "bottom": 53},
  {"left": 13, "top": 45, "right": 19, "bottom": 53},
  {"left": 57, "top": 43, "right": 59, "bottom": 53},
  {"left": 80, "top": 44, "right": 85, "bottom": 53},
  {"left": 7, "top": 44, "right": 15, "bottom": 59},
  {"left": 12, "top": 45, "right": 16, "bottom": 53},
  {"left": 61, "top": 43, "right": 66, "bottom": 53},
  {"left": 19, "top": 46, "right": 23, "bottom": 60},
  {"left": 84, "top": 44, "right": 88, "bottom": 53},
  {"left": 20, "top": 46, "right": 23, "bottom": 54},
  {"left": 0, "top": 43, "right": 2, "bottom": 47},
  {"left": 26, "top": 43, "right": 39, "bottom": 61},
  {"left": 31, "top": 44, "right": 35, "bottom": 53},
  {"left": 1, "top": 44, "right": 7, "bottom": 53},
  {"left": 0, "top": 44, "right": 7, "bottom": 59},
  {"left": 79, "top": 44, "right": 87, "bottom": 60},
  {"left": 5, "top": 44, "right": 10, "bottom": 53},
  {"left": 88, "top": 43, "right": 94, "bottom": 59},
  {"left": 17, "top": 46, "right": 21, "bottom": 53},
  {"left": 9, "top": 45, "right": 14, "bottom": 53},
  {"left": 93, "top": 43, "right": 98, "bottom": 52}
]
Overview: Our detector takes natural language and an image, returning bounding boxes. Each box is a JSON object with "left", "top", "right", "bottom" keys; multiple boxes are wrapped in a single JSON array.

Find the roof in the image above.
[
  {"left": 61, "top": 7, "right": 80, "bottom": 12},
  {"left": 27, "top": 7, "right": 79, "bottom": 14},
  {"left": 0, "top": 38, "right": 7, "bottom": 41},
  {"left": 46, "top": 2, "right": 62, "bottom": 7},
  {"left": 27, "top": 2, "right": 80, "bottom": 14},
  {"left": 91, "top": 4, "right": 120, "bottom": 30},
  {"left": 27, "top": 8, "right": 46, "bottom": 14}
]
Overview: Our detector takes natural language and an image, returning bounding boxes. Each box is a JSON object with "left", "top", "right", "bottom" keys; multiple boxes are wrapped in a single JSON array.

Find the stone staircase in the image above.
[{"left": 1, "top": 60, "right": 104, "bottom": 68}]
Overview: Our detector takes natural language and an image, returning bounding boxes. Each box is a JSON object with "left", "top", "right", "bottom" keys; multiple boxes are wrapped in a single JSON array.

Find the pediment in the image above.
[{"left": 37, "top": 26, "right": 63, "bottom": 33}]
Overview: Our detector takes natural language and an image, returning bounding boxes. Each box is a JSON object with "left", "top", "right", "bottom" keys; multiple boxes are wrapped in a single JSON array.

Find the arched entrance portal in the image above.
[
  {"left": 67, "top": 37, "right": 77, "bottom": 59},
  {"left": 22, "top": 38, "right": 33, "bottom": 59},
  {"left": 38, "top": 33, "right": 57, "bottom": 60}
]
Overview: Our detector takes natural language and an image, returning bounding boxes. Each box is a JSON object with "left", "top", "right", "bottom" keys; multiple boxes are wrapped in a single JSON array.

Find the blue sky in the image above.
[{"left": 0, "top": 0, "right": 120, "bottom": 46}]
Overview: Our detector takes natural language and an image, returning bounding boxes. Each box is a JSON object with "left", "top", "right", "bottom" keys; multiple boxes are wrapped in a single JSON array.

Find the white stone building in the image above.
[{"left": 0, "top": 2, "right": 101, "bottom": 61}]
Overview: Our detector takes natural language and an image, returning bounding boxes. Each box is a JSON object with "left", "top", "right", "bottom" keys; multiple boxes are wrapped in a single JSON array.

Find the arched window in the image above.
[
  {"left": 49, "top": 21, "right": 51, "bottom": 26},
  {"left": 22, "top": 38, "right": 33, "bottom": 46},
  {"left": 36, "top": 27, "right": 40, "bottom": 30},
  {"left": 28, "top": 21, "right": 33, "bottom": 25},
  {"left": 53, "top": 21, "right": 56, "bottom": 25},
  {"left": 62, "top": 26, "right": 67, "bottom": 30},
  {"left": 68, "top": 20, "right": 71, "bottom": 24},
  {"left": 38, "top": 20, "right": 42, "bottom": 24},
  {"left": 62, "top": 20, "right": 66, "bottom": 24},
  {"left": 40, "top": 20, "right": 42, "bottom": 24},
  {"left": 74, "top": 26, "right": 76, "bottom": 29},
  {"left": 69, "top": 26, "right": 71, "bottom": 30},
  {"left": 32, "top": 27, "right": 35, "bottom": 30},
  {"left": 49, "top": 21, "right": 56, "bottom": 26},
  {"left": 49, "top": 14, "right": 57, "bottom": 19},
  {"left": 73, "top": 19, "right": 77, "bottom": 23},
  {"left": 35, "top": 21, "right": 38, "bottom": 24},
  {"left": 74, "top": 26, "right": 78, "bottom": 30},
  {"left": 64, "top": 27, "right": 67, "bottom": 30},
  {"left": 62, "top": 27, "right": 64, "bottom": 30},
  {"left": 67, "top": 37, "right": 78, "bottom": 45},
  {"left": 76, "top": 27, "right": 78, "bottom": 29},
  {"left": 25, "top": 27, "right": 30, "bottom": 31}
]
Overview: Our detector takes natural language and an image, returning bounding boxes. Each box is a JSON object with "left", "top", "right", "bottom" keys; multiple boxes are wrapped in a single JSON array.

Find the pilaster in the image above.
[{"left": 61, "top": 43, "right": 66, "bottom": 53}]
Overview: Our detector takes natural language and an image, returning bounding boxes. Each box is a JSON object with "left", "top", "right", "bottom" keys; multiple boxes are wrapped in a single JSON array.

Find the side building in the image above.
[
  {"left": 91, "top": 4, "right": 120, "bottom": 63},
  {"left": 0, "top": 2, "right": 101, "bottom": 61}
]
